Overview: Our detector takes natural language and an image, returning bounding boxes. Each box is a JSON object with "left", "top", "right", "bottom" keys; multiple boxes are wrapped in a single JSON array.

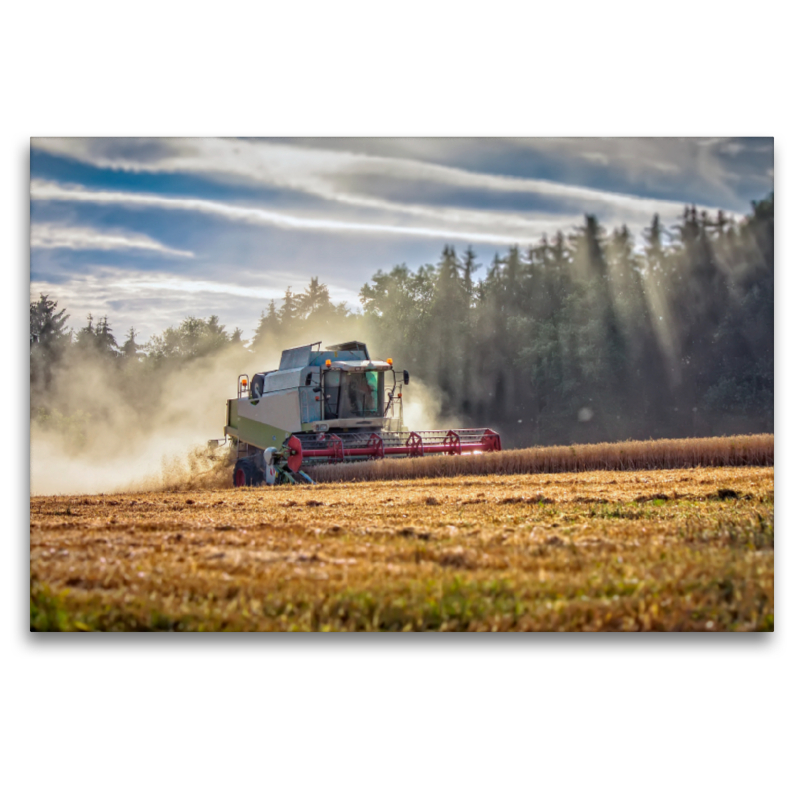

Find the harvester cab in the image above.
[{"left": 223, "top": 341, "right": 501, "bottom": 486}]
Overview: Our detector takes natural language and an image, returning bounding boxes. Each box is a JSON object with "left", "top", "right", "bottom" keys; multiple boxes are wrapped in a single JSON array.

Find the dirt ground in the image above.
[{"left": 30, "top": 466, "right": 774, "bottom": 631}]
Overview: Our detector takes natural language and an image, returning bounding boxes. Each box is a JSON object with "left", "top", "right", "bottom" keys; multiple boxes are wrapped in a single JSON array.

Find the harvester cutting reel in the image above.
[
  {"left": 232, "top": 428, "right": 502, "bottom": 488},
  {"left": 233, "top": 443, "right": 315, "bottom": 487}
]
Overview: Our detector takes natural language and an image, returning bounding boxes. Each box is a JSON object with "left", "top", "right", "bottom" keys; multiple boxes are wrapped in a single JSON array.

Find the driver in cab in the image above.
[{"left": 347, "top": 372, "right": 374, "bottom": 416}]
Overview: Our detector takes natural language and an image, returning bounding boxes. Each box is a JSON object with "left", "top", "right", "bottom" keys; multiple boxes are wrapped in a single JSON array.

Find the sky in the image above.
[{"left": 29, "top": 137, "right": 774, "bottom": 345}]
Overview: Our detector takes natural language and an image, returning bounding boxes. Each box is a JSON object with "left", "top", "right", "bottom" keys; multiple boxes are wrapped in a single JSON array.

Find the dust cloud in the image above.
[
  {"left": 30, "top": 346, "right": 254, "bottom": 495},
  {"left": 401, "top": 380, "right": 464, "bottom": 433}
]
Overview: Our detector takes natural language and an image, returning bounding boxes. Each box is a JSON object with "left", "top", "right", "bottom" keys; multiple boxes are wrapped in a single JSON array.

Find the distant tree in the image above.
[
  {"left": 72, "top": 314, "right": 119, "bottom": 358},
  {"left": 146, "top": 315, "right": 233, "bottom": 362},
  {"left": 74, "top": 314, "right": 96, "bottom": 352},
  {"left": 251, "top": 300, "right": 282, "bottom": 355},
  {"left": 278, "top": 287, "right": 300, "bottom": 327},
  {"left": 121, "top": 327, "right": 142, "bottom": 360},
  {"left": 571, "top": 215, "right": 608, "bottom": 282},
  {"left": 95, "top": 316, "right": 119, "bottom": 357},
  {"left": 30, "top": 294, "right": 71, "bottom": 398},
  {"left": 360, "top": 263, "right": 437, "bottom": 376},
  {"left": 30, "top": 294, "right": 70, "bottom": 348},
  {"left": 298, "top": 276, "right": 331, "bottom": 317},
  {"left": 643, "top": 214, "right": 666, "bottom": 276},
  {"left": 460, "top": 246, "right": 479, "bottom": 301},
  {"left": 427, "top": 246, "right": 469, "bottom": 397}
]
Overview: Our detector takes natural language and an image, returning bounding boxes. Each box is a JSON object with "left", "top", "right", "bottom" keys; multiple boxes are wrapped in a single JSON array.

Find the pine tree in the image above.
[
  {"left": 279, "top": 287, "right": 300, "bottom": 327},
  {"left": 95, "top": 316, "right": 119, "bottom": 357},
  {"left": 298, "top": 276, "right": 332, "bottom": 317},
  {"left": 460, "top": 246, "right": 479, "bottom": 302},
  {"left": 30, "top": 294, "right": 70, "bottom": 348},
  {"left": 251, "top": 300, "right": 282, "bottom": 354},
  {"left": 121, "top": 328, "right": 142, "bottom": 359},
  {"left": 30, "top": 294, "right": 71, "bottom": 398},
  {"left": 75, "top": 314, "right": 96, "bottom": 352}
]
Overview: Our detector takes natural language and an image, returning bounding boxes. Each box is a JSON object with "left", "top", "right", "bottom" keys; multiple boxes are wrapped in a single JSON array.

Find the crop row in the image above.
[{"left": 307, "top": 434, "right": 774, "bottom": 483}]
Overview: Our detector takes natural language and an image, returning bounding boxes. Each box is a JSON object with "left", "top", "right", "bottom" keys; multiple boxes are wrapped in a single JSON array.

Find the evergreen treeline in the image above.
[
  {"left": 30, "top": 195, "right": 773, "bottom": 448},
  {"left": 361, "top": 196, "right": 773, "bottom": 445}
]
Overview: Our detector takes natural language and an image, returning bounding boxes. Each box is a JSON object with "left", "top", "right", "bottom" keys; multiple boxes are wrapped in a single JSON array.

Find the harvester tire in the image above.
[
  {"left": 234, "top": 459, "right": 267, "bottom": 487},
  {"left": 233, "top": 460, "right": 255, "bottom": 487}
]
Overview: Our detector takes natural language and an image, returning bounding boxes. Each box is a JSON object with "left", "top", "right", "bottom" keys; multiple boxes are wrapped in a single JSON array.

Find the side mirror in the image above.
[{"left": 403, "top": 370, "right": 410, "bottom": 385}]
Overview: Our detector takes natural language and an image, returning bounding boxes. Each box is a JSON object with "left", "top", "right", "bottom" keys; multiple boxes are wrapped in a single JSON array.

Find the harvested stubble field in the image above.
[{"left": 31, "top": 465, "right": 773, "bottom": 632}]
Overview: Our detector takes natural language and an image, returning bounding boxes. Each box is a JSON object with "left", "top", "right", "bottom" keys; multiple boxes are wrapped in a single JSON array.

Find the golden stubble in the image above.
[{"left": 30, "top": 466, "right": 774, "bottom": 632}]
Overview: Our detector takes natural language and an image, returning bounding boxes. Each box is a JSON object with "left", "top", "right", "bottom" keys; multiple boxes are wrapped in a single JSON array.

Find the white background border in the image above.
[{"left": 6, "top": 3, "right": 794, "bottom": 798}]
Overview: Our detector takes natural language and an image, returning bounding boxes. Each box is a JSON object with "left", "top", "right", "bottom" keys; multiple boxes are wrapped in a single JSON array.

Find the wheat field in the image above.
[{"left": 31, "top": 464, "right": 774, "bottom": 632}]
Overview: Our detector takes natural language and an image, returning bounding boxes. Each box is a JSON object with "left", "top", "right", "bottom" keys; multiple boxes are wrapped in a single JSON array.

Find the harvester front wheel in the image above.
[
  {"left": 233, "top": 460, "right": 255, "bottom": 488},
  {"left": 233, "top": 458, "right": 267, "bottom": 487}
]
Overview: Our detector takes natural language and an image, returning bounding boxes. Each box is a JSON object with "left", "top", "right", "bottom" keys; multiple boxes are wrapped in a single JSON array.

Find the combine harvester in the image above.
[{"left": 222, "top": 341, "right": 501, "bottom": 486}]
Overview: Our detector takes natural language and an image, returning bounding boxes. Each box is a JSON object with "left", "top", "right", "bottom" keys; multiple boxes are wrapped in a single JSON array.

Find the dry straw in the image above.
[{"left": 307, "top": 434, "right": 774, "bottom": 484}]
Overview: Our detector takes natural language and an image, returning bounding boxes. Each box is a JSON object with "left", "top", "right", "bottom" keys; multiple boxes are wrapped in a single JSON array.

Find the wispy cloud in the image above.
[
  {"left": 30, "top": 178, "right": 583, "bottom": 245},
  {"left": 31, "top": 222, "right": 194, "bottom": 257},
  {"left": 32, "top": 138, "right": 737, "bottom": 231},
  {"left": 109, "top": 271, "right": 356, "bottom": 304}
]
